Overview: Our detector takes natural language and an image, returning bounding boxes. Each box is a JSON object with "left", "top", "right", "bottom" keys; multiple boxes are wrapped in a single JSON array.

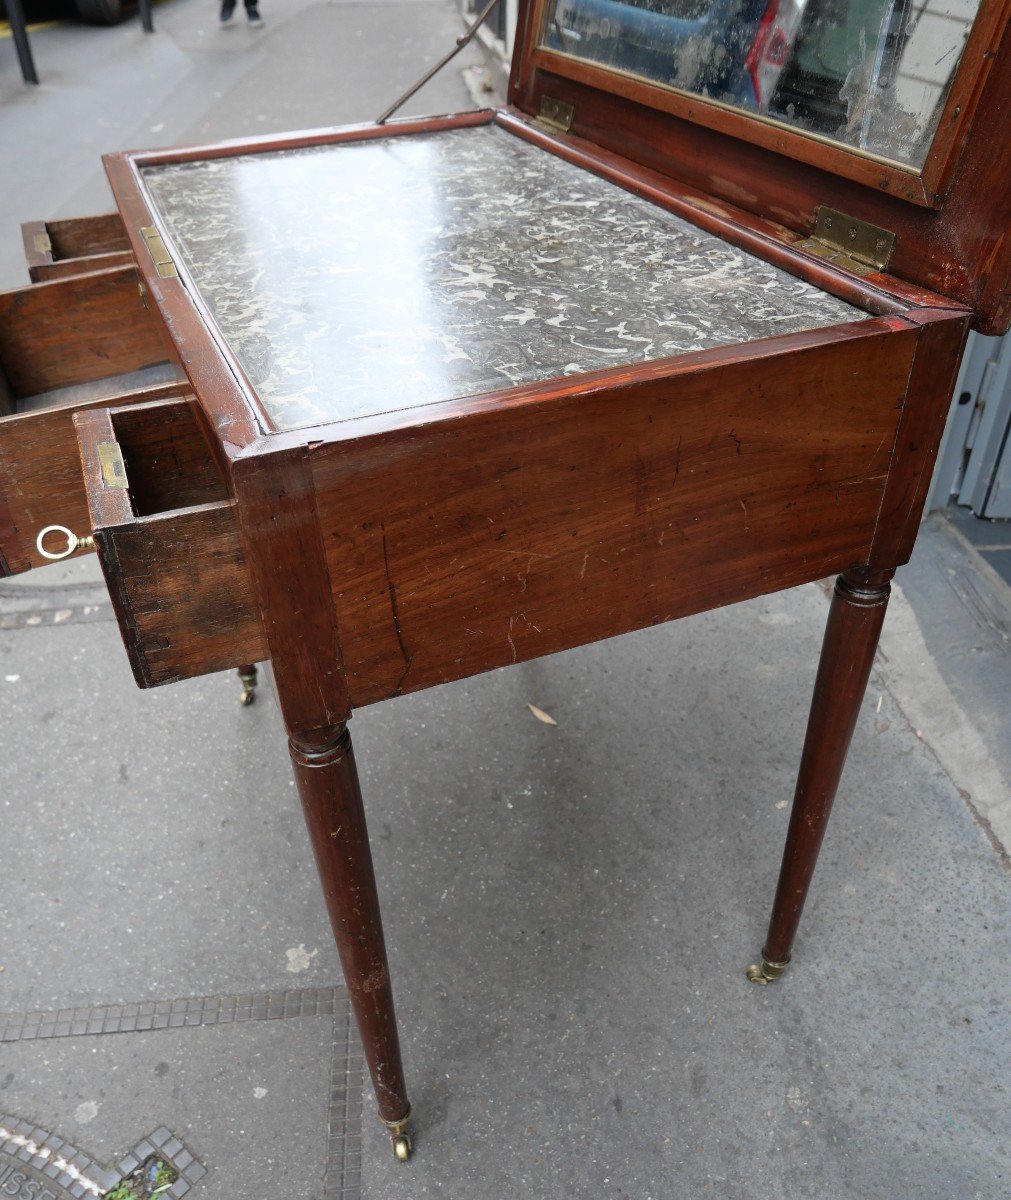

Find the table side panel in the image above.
[{"left": 309, "top": 325, "right": 918, "bottom": 709}]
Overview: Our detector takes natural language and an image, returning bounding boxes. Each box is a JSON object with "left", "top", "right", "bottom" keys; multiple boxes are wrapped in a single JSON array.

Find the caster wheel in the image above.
[
  {"left": 393, "top": 1134, "right": 411, "bottom": 1162},
  {"left": 745, "top": 955, "right": 789, "bottom": 985},
  {"left": 239, "top": 688, "right": 256, "bottom": 706}
]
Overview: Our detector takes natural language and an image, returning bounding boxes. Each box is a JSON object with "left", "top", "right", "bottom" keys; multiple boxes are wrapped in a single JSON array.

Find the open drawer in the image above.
[
  {"left": 73, "top": 399, "right": 266, "bottom": 686},
  {"left": 0, "top": 265, "right": 186, "bottom": 575},
  {"left": 22, "top": 213, "right": 133, "bottom": 283}
]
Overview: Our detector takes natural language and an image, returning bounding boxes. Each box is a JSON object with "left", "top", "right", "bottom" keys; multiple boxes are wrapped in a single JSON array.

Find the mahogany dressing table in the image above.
[{"left": 1, "top": 0, "right": 1009, "bottom": 1164}]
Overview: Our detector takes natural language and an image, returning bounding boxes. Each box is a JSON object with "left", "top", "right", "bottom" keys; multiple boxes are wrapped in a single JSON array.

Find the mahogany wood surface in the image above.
[
  {"left": 110, "top": 398, "right": 231, "bottom": 516},
  {"left": 0, "top": 265, "right": 172, "bottom": 397},
  {"left": 290, "top": 725, "right": 410, "bottom": 1124},
  {"left": 304, "top": 320, "right": 920, "bottom": 709},
  {"left": 231, "top": 446, "right": 350, "bottom": 732},
  {"left": 867, "top": 309, "right": 972, "bottom": 571},
  {"left": 510, "top": 0, "right": 1011, "bottom": 334},
  {"left": 22, "top": 214, "right": 132, "bottom": 284},
  {"left": 46, "top": 213, "right": 129, "bottom": 259},
  {"left": 0, "top": 372, "right": 191, "bottom": 576},
  {"left": 66, "top": 96, "right": 997, "bottom": 1151},
  {"left": 75, "top": 406, "right": 266, "bottom": 686},
  {"left": 760, "top": 569, "right": 893, "bottom": 966}
]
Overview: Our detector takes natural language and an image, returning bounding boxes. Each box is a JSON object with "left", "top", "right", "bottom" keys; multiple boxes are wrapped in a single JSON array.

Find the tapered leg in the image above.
[
  {"left": 290, "top": 724, "right": 413, "bottom": 1158},
  {"left": 237, "top": 663, "right": 258, "bottom": 706},
  {"left": 747, "top": 568, "right": 893, "bottom": 984},
  {"left": 138, "top": 0, "right": 154, "bottom": 32}
]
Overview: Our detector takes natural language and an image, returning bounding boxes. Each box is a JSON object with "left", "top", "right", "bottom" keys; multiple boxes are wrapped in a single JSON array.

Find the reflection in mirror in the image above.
[{"left": 541, "top": 0, "right": 981, "bottom": 168}]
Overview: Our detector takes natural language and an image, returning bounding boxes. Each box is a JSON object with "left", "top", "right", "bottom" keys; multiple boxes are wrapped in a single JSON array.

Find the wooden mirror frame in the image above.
[
  {"left": 525, "top": 0, "right": 1007, "bottom": 207},
  {"left": 510, "top": 0, "right": 1011, "bottom": 333}
]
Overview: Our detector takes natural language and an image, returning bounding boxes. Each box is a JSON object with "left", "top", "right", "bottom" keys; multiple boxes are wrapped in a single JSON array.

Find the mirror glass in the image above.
[{"left": 540, "top": 0, "right": 982, "bottom": 168}]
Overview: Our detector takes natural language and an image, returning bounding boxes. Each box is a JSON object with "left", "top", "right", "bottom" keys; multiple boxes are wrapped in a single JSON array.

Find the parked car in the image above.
[{"left": 2, "top": 0, "right": 135, "bottom": 25}]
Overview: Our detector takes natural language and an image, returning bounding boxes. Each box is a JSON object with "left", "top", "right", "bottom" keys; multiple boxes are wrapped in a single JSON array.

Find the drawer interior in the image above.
[
  {"left": 0, "top": 369, "right": 193, "bottom": 577},
  {"left": 0, "top": 265, "right": 188, "bottom": 575},
  {"left": 110, "top": 398, "right": 231, "bottom": 516},
  {"left": 23, "top": 213, "right": 133, "bottom": 282}
]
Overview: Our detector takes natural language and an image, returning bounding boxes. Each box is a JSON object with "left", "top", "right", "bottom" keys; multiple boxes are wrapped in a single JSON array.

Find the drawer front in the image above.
[{"left": 74, "top": 401, "right": 266, "bottom": 686}]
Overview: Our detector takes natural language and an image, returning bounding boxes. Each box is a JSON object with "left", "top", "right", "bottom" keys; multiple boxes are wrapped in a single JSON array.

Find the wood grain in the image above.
[
  {"left": 0, "top": 371, "right": 191, "bottom": 576},
  {"left": 232, "top": 446, "right": 350, "bottom": 731},
  {"left": 0, "top": 265, "right": 172, "bottom": 397},
  {"left": 868, "top": 309, "right": 971, "bottom": 570},
  {"left": 75, "top": 406, "right": 266, "bottom": 686},
  {"left": 509, "top": 0, "right": 1011, "bottom": 334},
  {"left": 290, "top": 725, "right": 410, "bottom": 1124},
  {"left": 305, "top": 321, "right": 917, "bottom": 709},
  {"left": 46, "top": 213, "right": 129, "bottom": 259},
  {"left": 760, "top": 568, "right": 893, "bottom": 966},
  {"left": 111, "top": 397, "right": 231, "bottom": 516},
  {"left": 22, "top": 213, "right": 132, "bottom": 283}
]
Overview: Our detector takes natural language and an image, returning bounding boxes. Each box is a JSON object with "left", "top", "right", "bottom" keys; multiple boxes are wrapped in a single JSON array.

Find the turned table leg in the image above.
[
  {"left": 289, "top": 723, "right": 413, "bottom": 1159},
  {"left": 747, "top": 568, "right": 893, "bottom": 985}
]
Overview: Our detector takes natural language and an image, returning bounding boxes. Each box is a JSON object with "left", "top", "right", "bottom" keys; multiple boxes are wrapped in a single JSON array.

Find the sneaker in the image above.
[
  {"left": 220, "top": 1, "right": 236, "bottom": 22},
  {"left": 247, "top": 6, "right": 264, "bottom": 24}
]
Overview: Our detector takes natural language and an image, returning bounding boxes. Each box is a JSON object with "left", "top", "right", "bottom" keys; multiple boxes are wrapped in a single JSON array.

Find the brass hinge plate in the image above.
[
  {"left": 98, "top": 441, "right": 128, "bottom": 490},
  {"left": 33, "top": 231, "right": 52, "bottom": 256},
  {"left": 140, "top": 225, "right": 178, "bottom": 279},
  {"left": 535, "top": 96, "right": 574, "bottom": 135},
  {"left": 798, "top": 206, "right": 895, "bottom": 276}
]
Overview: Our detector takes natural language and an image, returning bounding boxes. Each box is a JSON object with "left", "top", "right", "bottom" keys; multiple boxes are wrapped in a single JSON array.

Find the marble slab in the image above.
[{"left": 142, "top": 124, "right": 863, "bottom": 432}]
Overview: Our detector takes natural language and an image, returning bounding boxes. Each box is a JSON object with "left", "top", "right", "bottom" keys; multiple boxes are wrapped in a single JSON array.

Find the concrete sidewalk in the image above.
[
  {"left": 2, "top": 520, "right": 1008, "bottom": 1199},
  {"left": 2, "top": 4, "right": 1009, "bottom": 1197}
]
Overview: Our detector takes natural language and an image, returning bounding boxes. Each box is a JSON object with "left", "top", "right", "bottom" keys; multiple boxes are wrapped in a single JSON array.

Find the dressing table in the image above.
[{"left": 1, "top": 0, "right": 1009, "bottom": 1163}]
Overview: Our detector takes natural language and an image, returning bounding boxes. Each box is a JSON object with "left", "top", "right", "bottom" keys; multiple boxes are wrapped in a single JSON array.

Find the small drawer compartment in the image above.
[
  {"left": 0, "top": 363, "right": 191, "bottom": 576},
  {"left": 74, "top": 399, "right": 267, "bottom": 687},
  {"left": 0, "top": 265, "right": 186, "bottom": 575},
  {"left": 0, "top": 264, "right": 173, "bottom": 404},
  {"left": 22, "top": 213, "right": 133, "bottom": 283}
]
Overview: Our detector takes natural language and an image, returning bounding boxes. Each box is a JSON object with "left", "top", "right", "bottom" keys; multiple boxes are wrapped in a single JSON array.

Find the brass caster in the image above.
[
  {"left": 381, "top": 1105, "right": 412, "bottom": 1163},
  {"left": 746, "top": 954, "right": 789, "bottom": 986},
  {"left": 238, "top": 668, "right": 258, "bottom": 707}
]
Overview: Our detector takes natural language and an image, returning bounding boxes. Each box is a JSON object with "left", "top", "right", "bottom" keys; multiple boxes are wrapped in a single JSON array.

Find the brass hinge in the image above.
[
  {"left": 97, "top": 441, "right": 128, "bottom": 490},
  {"left": 33, "top": 231, "right": 52, "bottom": 256},
  {"left": 140, "top": 225, "right": 178, "bottom": 279},
  {"left": 535, "top": 95, "right": 574, "bottom": 135},
  {"left": 798, "top": 206, "right": 895, "bottom": 276}
]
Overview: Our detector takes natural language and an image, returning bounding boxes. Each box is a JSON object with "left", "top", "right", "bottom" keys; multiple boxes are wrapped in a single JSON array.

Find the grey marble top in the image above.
[{"left": 142, "top": 124, "right": 862, "bottom": 432}]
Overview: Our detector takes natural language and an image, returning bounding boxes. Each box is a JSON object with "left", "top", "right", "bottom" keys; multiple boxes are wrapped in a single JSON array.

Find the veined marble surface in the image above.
[{"left": 142, "top": 124, "right": 863, "bottom": 432}]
